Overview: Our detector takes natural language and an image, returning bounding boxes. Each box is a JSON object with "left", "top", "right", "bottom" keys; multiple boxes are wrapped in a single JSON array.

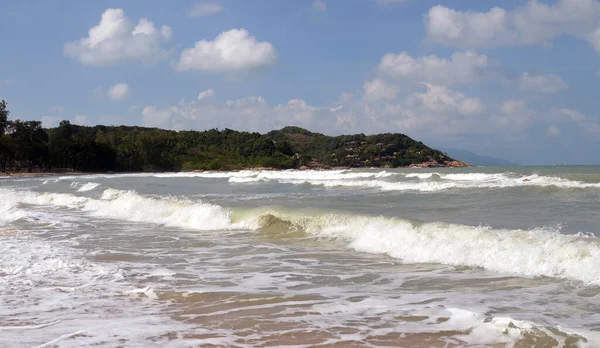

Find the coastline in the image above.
[
  {"left": 0, "top": 171, "right": 86, "bottom": 178},
  {"left": 0, "top": 163, "right": 472, "bottom": 178}
]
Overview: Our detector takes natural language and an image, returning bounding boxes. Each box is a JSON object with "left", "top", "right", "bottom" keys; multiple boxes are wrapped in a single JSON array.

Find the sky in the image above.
[{"left": 1, "top": 0, "right": 600, "bottom": 165}]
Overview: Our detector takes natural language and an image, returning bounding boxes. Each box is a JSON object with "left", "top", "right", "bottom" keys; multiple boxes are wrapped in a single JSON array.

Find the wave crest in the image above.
[{"left": 3, "top": 186, "right": 600, "bottom": 284}]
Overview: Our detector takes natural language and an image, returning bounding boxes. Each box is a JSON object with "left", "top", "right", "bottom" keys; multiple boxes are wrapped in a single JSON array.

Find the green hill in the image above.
[
  {"left": 267, "top": 126, "right": 464, "bottom": 169},
  {"left": 1, "top": 101, "right": 466, "bottom": 172}
]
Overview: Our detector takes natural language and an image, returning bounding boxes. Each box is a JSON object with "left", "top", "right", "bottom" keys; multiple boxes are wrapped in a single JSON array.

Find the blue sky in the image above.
[{"left": 1, "top": 0, "right": 599, "bottom": 165}]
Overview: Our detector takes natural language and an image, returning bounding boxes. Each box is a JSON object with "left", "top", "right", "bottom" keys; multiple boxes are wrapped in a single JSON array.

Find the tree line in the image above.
[{"left": 0, "top": 100, "right": 456, "bottom": 173}]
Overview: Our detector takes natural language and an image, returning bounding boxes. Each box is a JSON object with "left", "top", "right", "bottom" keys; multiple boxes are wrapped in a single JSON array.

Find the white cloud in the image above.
[
  {"left": 197, "top": 89, "right": 215, "bottom": 100},
  {"left": 41, "top": 116, "right": 61, "bottom": 128},
  {"left": 175, "top": 29, "right": 277, "bottom": 72},
  {"left": 551, "top": 108, "right": 600, "bottom": 134},
  {"left": 136, "top": 82, "right": 600, "bottom": 162},
  {"left": 406, "top": 84, "right": 484, "bottom": 116},
  {"left": 41, "top": 115, "right": 90, "bottom": 128},
  {"left": 189, "top": 2, "right": 223, "bottom": 17},
  {"left": 547, "top": 125, "right": 561, "bottom": 136},
  {"left": 73, "top": 115, "right": 89, "bottom": 126},
  {"left": 519, "top": 73, "right": 567, "bottom": 93},
  {"left": 139, "top": 82, "right": 492, "bottom": 141},
  {"left": 313, "top": 0, "right": 327, "bottom": 12},
  {"left": 425, "top": 0, "right": 600, "bottom": 52},
  {"left": 363, "top": 79, "right": 399, "bottom": 101},
  {"left": 501, "top": 99, "right": 526, "bottom": 114},
  {"left": 378, "top": 50, "right": 492, "bottom": 85},
  {"left": 107, "top": 83, "right": 130, "bottom": 100},
  {"left": 64, "top": 8, "right": 172, "bottom": 65},
  {"left": 141, "top": 96, "right": 334, "bottom": 132},
  {"left": 496, "top": 100, "right": 534, "bottom": 129},
  {"left": 588, "top": 27, "right": 600, "bottom": 52},
  {"left": 426, "top": 5, "right": 509, "bottom": 47},
  {"left": 554, "top": 108, "right": 587, "bottom": 121},
  {"left": 274, "top": 99, "right": 320, "bottom": 126},
  {"left": 377, "top": 50, "right": 567, "bottom": 92},
  {"left": 142, "top": 106, "right": 174, "bottom": 129}
]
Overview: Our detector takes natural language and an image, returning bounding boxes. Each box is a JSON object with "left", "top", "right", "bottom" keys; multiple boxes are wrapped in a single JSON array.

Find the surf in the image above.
[{"left": 3, "top": 185, "right": 600, "bottom": 285}]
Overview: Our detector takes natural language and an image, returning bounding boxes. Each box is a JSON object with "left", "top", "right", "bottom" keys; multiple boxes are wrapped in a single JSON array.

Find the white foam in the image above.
[
  {"left": 222, "top": 170, "right": 600, "bottom": 191},
  {"left": 267, "top": 172, "right": 600, "bottom": 192},
  {"left": 0, "top": 234, "right": 199, "bottom": 347},
  {"left": 49, "top": 170, "right": 600, "bottom": 192},
  {"left": 242, "top": 211, "right": 600, "bottom": 285},
  {"left": 404, "top": 173, "right": 436, "bottom": 179},
  {"left": 54, "top": 170, "right": 397, "bottom": 182},
  {"left": 12, "top": 188, "right": 239, "bottom": 231},
  {"left": 5, "top": 183, "right": 600, "bottom": 285},
  {"left": 77, "top": 182, "right": 100, "bottom": 192},
  {"left": 0, "top": 196, "right": 27, "bottom": 226}
]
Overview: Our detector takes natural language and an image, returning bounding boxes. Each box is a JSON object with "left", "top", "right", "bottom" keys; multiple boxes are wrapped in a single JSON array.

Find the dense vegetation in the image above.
[{"left": 0, "top": 100, "right": 457, "bottom": 172}]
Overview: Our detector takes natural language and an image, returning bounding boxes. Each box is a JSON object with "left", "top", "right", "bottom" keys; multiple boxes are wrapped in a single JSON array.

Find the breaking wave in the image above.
[
  {"left": 0, "top": 187, "right": 235, "bottom": 231},
  {"left": 77, "top": 182, "right": 101, "bottom": 192},
  {"left": 224, "top": 170, "right": 600, "bottom": 192},
  {"left": 239, "top": 208, "right": 600, "bottom": 285},
  {"left": 2, "top": 186, "right": 599, "bottom": 285},
  {"left": 48, "top": 169, "right": 600, "bottom": 192}
]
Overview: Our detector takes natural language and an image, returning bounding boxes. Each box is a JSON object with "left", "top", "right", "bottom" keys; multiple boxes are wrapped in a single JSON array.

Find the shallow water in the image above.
[{"left": 1, "top": 167, "right": 600, "bottom": 347}]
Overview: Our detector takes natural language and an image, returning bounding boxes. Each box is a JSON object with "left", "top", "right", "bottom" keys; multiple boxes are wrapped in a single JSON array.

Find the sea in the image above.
[{"left": 1, "top": 166, "right": 600, "bottom": 347}]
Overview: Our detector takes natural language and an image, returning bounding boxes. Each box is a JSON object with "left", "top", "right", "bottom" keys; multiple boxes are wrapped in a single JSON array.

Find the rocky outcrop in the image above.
[{"left": 409, "top": 157, "right": 470, "bottom": 168}]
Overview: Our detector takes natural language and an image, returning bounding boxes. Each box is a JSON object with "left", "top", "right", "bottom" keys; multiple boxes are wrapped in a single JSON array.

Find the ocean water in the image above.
[{"left": 1, "top": 166, "right": 600, "bottom": 347}]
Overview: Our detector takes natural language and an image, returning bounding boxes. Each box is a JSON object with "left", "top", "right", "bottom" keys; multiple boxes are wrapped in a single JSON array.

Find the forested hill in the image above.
[{"left": 0, "top": 101, "right": 466, "bottom": 172}]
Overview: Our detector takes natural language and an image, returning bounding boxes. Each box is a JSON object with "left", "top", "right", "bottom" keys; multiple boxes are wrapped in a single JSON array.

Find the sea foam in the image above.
[
  {"left": 242, "top": 209, "right": 600, "bottom": 285},
  {"left": 4, "top": 186, "right": 600, "bottom": 284},
  {"left": 0, "top": 187, "right": 236, "bottom": 231}
]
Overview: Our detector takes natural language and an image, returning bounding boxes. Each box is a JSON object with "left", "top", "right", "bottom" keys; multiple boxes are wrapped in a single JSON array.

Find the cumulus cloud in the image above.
[
  {"left": 519, "top": 73, "right": 567, "bottom": 93},
  {"left": 142, "top": 106, "right": 174, "bottom": 129},
  {"left": 41, "top": 115, "right": 90, "bottom": 128},
  {"left": 197, "top": 89, "right": 215, "bottom": 100},
  {"left": 363, "top": 79, "right": 399, "bottom": 101},
  {"left": 72, "top": 115, "right": 90, "bottom": 126},
  {"left": 313, "top": 0, "right": 327, "bottom": 12},
  {"left": 406, "top": 83, "right": 484, "bottom": 116},
  {"left": 501, "top": 99, "right": 526, "bottom": 114},
  {"left": 378, "top": 50, "right": 492, "bottom": 85},
  {"left": 137, "top": 81, "right": 600, "bottom": 164},
  {"left": 588, "top": 27, "right": 600, "bottom": 52},
  {"left": 139, "top": 82, "right": 491, "bottom": 142},
  {"left": 189, "top": 2, "right": 223, "bottom": 17},
  {"left": 141, "top": 95, "right": 336, "bottom": 133},
  {"left": 378, "top": 50, "right": 567, "bottom": 93},
  {"left": 107, "top": 83, "right": 131, "bottom": 100},
  {"left": 175, "top": 29, "right": 277, "bottom": 72},
  {"left": 426, "top": 6, "right": 509, "bottom": 47},
  {"left": 551, "top": 108, "right": 600, "bottom": 134},
  {"left": 64, "top": 8, "right": 172, "bottom": 65},
  {"left": 425, "top": 0, "right": 600, "bottom": 52},
  {"left": 41, "top": 116, "right": 61, "bottom": 128}
]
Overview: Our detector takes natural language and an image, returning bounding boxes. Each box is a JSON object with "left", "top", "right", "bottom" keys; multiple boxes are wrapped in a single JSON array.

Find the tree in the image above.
[
  {"left": 0, "top": 100, "right": 8, "bottom": 135},
  {"left": 48, "top": 120, "right": 74, "bottom": 169},
  {"left": 9, "top": 120, "right": 48, "bottom": 171}
]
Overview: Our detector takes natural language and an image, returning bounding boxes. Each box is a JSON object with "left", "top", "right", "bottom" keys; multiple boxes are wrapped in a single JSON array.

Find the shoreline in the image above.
[
  {"left": 1, "top": 165, "right": 473, "bottom": 178},
  {"left": 0, "top": 171, "right": 86, "bottom": 178}
]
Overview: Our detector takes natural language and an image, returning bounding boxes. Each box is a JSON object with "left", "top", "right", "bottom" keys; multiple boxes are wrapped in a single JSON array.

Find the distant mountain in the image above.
[{"left": 441, "top": 148, "right": 519, "bottom": 167}]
